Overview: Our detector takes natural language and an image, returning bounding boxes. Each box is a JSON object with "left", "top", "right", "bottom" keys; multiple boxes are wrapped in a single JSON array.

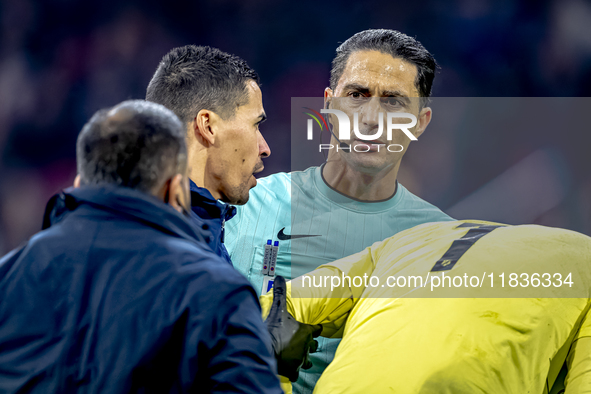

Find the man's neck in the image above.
[
  {"left": 321, "top": 160, "right": 400, "bottom": 201},
  {"left": 188, "top": 162, "right": 205, "bottom": 190},
  {"left": 187, "top": 150, "right": 221, "bottom": 200}
]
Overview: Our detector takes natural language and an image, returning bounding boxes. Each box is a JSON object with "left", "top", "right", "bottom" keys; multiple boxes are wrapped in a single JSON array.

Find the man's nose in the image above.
[
  {"left": 258, "top": 132, "right": 271, "bottom": 158},
  {"left": 359, "top": 97, "right": 382, "bottom": 130}
]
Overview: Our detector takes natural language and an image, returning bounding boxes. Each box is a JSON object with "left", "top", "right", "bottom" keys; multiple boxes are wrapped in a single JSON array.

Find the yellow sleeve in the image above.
[
  {"left": 565, "top": 307, "right": 591, "bottom": 393},
  {"left": 279, "top": 375, "right": 292, "bottom": 394},
  {"left": 260, "top": 245, "right": 378, "bottom": 338}
]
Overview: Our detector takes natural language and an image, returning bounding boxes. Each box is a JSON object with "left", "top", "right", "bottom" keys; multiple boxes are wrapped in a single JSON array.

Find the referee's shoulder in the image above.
[
  {"left": 247, "top": 171, "right": 292, "bottom": 202},
  {"left": 256, "top": 171, "right": 291, "bottom": 188},
  {"left": 242, "top": 167, "right": 319, "bottom": 212}
]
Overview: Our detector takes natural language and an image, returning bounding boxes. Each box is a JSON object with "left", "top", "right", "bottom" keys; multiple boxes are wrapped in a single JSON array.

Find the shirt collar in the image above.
[{"left": 189, "top": 179, "right": 236, "bottom": 221}]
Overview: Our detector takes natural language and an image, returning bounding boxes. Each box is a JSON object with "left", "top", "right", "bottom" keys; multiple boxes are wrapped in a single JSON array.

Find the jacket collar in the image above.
[
  {"left": 43, "top": 184, "right": 209, "bottom": 246},
  {"left": 189, "top": 179, "right": 236, "bottom": 222}
]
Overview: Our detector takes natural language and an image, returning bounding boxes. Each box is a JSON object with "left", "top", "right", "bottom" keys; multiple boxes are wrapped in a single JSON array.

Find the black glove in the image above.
[{"left": 265, "top": 276, "right": 322, "bottom": 382}]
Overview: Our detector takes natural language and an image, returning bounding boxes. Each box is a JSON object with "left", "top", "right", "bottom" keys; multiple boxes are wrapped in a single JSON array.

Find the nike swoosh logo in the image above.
[{"left": 277, "top": 227, "right": 321, "bottom": 240}]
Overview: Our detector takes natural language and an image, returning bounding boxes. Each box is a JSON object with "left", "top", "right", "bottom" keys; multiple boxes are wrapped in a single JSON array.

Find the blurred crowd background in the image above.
[{"left": 1, "top": 0, "right": 591, "bottom": 254}]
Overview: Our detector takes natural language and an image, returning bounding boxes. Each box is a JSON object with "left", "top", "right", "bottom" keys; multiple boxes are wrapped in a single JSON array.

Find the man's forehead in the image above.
[
  {"left": 337, "top": 50, "right": 419, "bottom": 96},
  {"left": 240, "top": 80, "right": 264, "bottom": 115}
]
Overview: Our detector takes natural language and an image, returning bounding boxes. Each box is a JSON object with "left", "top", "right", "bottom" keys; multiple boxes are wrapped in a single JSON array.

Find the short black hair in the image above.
[
  {"left": 76, "top": 100, "right": 186, "bottom": 193},
  {"left": 145, "top": 45, "right": 260, "bottom": 124},
  {"left": 330, "top": 29, "right": 438, "bottom": 107}
]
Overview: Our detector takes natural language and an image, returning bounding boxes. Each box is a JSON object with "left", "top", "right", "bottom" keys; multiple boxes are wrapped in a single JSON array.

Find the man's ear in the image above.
[
  {"left": 73, "top": 174, "right": 81, "bottom": 188},
  {"left": 167, "top": 174, "right": 189, "bottom": 214},
  {"left": 194, "top": 110, "right": 216, "bottom": 146},
  {"left": 414, "top": 106, "right": 432, "bottom": 139},
  {"left": 324, "top": 87, "right": 333, "bottom": 107},
  {"left": 324, "top": 87, "right": 337, "bottom": 129}
]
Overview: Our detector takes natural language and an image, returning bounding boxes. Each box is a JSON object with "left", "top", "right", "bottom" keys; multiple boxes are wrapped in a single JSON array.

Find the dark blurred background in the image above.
[{"left": 1, "top": 0, "right": 591, "bottom": 253}]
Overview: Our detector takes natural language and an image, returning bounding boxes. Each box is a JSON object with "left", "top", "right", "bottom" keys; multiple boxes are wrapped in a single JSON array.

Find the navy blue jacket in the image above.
[
  {"left": 188, "top": 180, "right": 236, "bottom": 265},
  {"left": 0, "top": 185, "right": 281, "bottom": 393}
]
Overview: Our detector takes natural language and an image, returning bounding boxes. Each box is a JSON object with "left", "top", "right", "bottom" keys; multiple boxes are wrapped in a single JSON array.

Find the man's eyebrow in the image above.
[
  {"left": 381, "top": 90, "right": 411, "bottom": 104},
  {"left": 342, "top": 83, "right": 370, "bottom": 94},
  {"left": 256, "top": 113, "right": 267, "bottom": 124},
  {"left": 343, "top": 84, "right": 412, "bottom": 103}
]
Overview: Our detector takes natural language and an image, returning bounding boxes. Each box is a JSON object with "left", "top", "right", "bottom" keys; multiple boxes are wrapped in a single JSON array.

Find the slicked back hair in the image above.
[
  {"left": 330, "top": 29, "right": 438, "bottom": 107},
  {"left": 145, "top": 45, "right": 260, "bottom": 125},
  {"left": 76, "top": 100, "right": 187, "bottom": 194}
]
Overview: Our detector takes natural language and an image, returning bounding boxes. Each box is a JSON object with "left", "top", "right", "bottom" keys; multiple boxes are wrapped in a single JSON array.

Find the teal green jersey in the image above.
[{"left": 225, "top": 165, "right": 453, "bottom": 394}]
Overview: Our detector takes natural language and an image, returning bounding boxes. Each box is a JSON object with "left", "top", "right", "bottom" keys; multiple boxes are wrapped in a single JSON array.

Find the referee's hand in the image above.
[{"left": 265, "top": 276, "right": 322, "bottom": 382}]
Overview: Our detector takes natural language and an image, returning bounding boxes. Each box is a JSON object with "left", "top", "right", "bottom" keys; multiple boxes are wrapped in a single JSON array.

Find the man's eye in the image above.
[
  {"left": 381, "top": 97, "right": 403, "bottom": 107},
  {"left": 349, "top": 92, "right": 367, "bottom": 100}
]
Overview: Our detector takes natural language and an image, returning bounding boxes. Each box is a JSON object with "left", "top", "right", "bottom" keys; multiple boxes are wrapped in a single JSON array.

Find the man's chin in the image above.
[
  {"left": 224, "top": 191, "right": 250, "bottom": 206},
  {"left": 343, "top": 153, "right": 392, "bottom": 173}
]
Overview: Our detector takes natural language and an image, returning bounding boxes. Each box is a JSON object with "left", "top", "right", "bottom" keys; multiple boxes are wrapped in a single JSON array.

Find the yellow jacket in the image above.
[{"left": 261, "top": 220, "right": 591, "bottom": 393}]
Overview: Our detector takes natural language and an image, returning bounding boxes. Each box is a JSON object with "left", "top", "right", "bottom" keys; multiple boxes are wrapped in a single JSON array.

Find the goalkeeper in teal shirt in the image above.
[{"left": 226, "top": 29, "right": 453, "bottom": 393}]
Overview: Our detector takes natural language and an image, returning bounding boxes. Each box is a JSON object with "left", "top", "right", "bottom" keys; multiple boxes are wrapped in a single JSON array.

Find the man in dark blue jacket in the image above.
[
  {"left": 146, "top": 45, "right": 271, "bottom": 265},
  {"left": 0, "top": 100, "right": 284, "bottom": 393},
  {"left": 145, "top": 47, "right": 322, "bottom": 386}
]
